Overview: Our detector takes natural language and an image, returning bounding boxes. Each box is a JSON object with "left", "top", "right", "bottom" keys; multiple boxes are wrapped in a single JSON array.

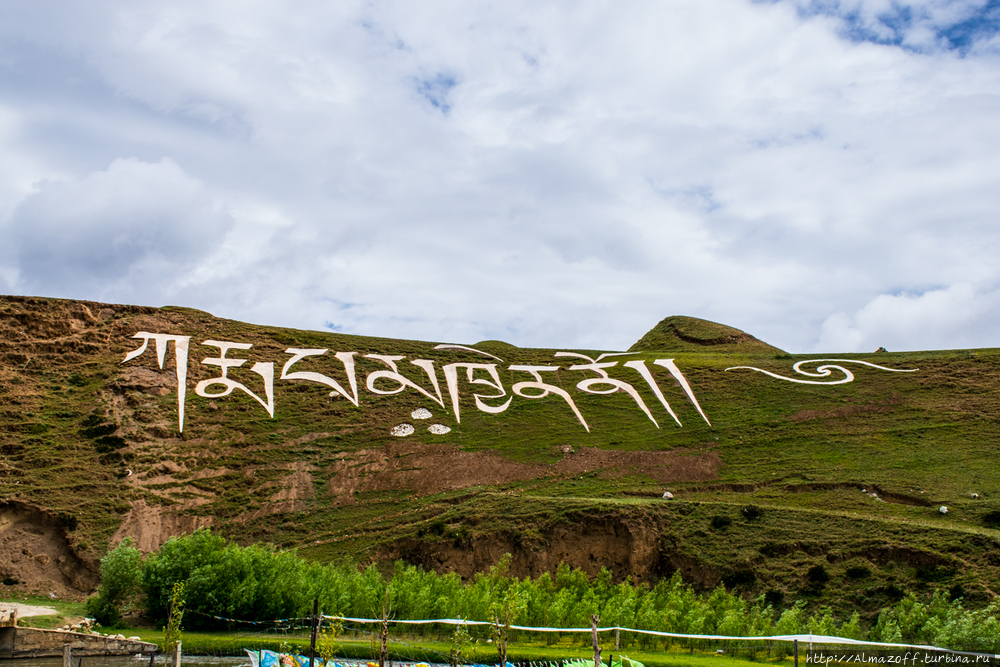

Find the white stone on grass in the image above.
[
  {"left": 428, "top": 424, "right": 451, "bottom": 435},
  {"left": 411, "top": 408, "right": 433, "bottom": 420},
  {"left": 391, "top": 423, "right": 414, "bottom": 437}
]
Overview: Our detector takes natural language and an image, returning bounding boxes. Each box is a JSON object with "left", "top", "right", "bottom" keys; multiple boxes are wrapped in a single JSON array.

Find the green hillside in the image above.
[{"left": 2, "top": 294, "right": 1000, "bottom": 622}]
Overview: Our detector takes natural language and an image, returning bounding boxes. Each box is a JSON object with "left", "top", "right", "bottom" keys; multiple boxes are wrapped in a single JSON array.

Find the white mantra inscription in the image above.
[
  {"left": 122, "top": 332, "right": 713, "bottom": 434},
  {"left": 724, "top": 359, "right": 918, "bottom": 385}
]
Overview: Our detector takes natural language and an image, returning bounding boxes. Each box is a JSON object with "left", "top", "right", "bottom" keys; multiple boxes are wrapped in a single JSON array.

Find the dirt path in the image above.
[{"left": 0, "top": 602, "right": 58, "bottom": 617}]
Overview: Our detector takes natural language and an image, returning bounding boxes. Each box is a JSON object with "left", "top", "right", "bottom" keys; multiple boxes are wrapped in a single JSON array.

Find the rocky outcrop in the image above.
[{"left": 0, "top": 501, "right": 98, "bottom": 596}]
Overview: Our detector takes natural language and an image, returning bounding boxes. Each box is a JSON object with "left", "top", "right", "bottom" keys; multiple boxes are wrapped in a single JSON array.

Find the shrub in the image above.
[
  {"left": 764, "top": 589, "right": 784, "bottom": 607},
  {"left": 710, "top": 515, "right": 732, "bottom": 530},
  {"left": 807, "top": 564, "right": 830, "bottom": 584},
  {"left": 845, "top": 565, "right": 870, "bottom": 580},
  {"left": 722, "top": 569, "right": 756, "bottom": 588},
  {"left": 86, "top": 537, "right": 143, "bottom": 626}
]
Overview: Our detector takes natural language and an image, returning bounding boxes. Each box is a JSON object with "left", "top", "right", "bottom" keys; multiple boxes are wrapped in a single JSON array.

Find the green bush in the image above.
[
  {"left": 86, "top": 537, "right": 143, "bottom": 626},
  {"left": 142, "top": 528, "right": 227, "bottom": 623},
  {"left": 806, "top": 565, "right": 830, "bottom": 584}
]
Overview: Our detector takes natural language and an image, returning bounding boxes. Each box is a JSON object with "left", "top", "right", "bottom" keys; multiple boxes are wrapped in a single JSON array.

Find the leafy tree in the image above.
[
  {"left": 163, "top": 581, "right": 185, "bottom": 656},
  {"left": 773, "top": 600, "right": 806, "bottom": 656},
  {"left": 490, "top": 586, "right": 527, "bottom": 667},
  {"left": 485, "top": 556, "right": 527, "bottom": 667},
  {"left": 807, "top": 607, "right": 837, "bottom": 636},
  {"left": 839, "top": 612, "right": 862, "bottom": 640},
  {"left": 375, "top": 583, "right": 394, "bottom": 667},
  {"left": 602, "top": 578, "right": 640, "bottom": 643},
  {"left": 86, "top": 536, "right": 143, "bottom": 627},
  {"left": 142, "top": 528, "right": 226, "bottom": 621},
  {"left": 716, "top": 598, "right": 748, "bottom": 637},
  {"left": 449, "top": 620, "right": 471, "bottom": 667},
  {"left": 743, "top": 596, "right": 776, "bottom": 637},
  {"left": 936, "top": 598, "right": 1000, "bottom": 652},
  {"left": 871, "top": 614, "right": 903, "bottom": 644},
  {"left": 774, "top": 600, "right": 806, "bottom": 635},
  {"left": 546, "top": 588, "right": 579, "bottom": 643},
  {"left": 357, "top": 563, "right": 389, "bottom": 620}
]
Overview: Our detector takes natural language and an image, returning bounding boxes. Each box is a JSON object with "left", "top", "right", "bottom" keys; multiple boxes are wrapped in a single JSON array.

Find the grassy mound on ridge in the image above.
[{"left": 630, "top": 315, "right": 785, "bottom": 354}]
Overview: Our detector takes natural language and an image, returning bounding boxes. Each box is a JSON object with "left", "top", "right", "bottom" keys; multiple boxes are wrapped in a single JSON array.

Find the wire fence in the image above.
[{"left": 173, "top": 610, "right": 1000, "bottom": 666}]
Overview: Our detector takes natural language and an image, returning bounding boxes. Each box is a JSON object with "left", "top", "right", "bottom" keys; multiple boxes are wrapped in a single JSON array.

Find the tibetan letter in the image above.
[
  {"left": 281, "top": 349, "right": 360, "bottom": 405},
  {"left": 622, "top": 359, "right": 711, "bottom": 427},
  {"left": 365, "top": 355, "right": 445, "bottom": 409},
  {"left": 122, "top": 332, "right": 191, "bottom": 433},
  {"left": 508, "top": 365, "right": 589, "bottom": 432},
  {"left": 195, "top": 340, "right": 275, "bottom": 417},
  {"left": 442, "top": 363, "right": 512, "bottom": 423},
  {"left": 555, "top": 352, "right": 660, "bottom": 427}
]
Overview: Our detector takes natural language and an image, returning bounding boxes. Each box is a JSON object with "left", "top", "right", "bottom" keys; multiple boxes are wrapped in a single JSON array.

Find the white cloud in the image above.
[
  {"left": 0, "top": 1, "right": 998, "bottom": 352},
  {"left": 6, "top": 157, "right": 233, "bottom": 301},
  {"left": 818, "top": 283, "right": 1000, "bottom": 352}
]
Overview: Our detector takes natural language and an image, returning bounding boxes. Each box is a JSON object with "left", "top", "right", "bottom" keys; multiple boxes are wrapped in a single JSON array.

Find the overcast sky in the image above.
[{"left": 1, "top": 0, "right": 998, "bottom": 353}]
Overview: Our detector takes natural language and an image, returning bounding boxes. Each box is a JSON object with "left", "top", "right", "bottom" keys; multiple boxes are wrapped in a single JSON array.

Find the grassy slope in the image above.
[{"left": 2, "top": 296, "right": 1000, "bottom": 619}]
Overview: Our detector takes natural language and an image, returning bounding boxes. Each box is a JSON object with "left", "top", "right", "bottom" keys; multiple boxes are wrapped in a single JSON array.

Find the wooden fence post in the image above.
[
  {"left": 309, "top": 599, "right": 319, "bottom": 667},
  {"left": 591, "top": 615, "right": 601, "bottom": 667}
]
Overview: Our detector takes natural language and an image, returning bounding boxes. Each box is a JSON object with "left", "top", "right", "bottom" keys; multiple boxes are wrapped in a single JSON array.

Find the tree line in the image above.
[{"left": 88, "top": 529, "right": 1000, "bottom": 653}]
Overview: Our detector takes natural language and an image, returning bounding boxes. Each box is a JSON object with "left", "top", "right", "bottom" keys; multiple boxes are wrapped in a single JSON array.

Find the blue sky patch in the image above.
[
  {"left": 940, "top": 0, "right": 1000, "bottom": 50},
  {"left": 778, "top": 0, "right": 1000, "bottom": 53},
  {"left": 416, "top": 73, "right": 458, "bottom": 114}
]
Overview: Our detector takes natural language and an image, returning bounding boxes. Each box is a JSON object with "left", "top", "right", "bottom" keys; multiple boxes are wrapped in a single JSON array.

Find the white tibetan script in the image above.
[{"left": 122, "top": 332, "right": 713, "bottom": 433}]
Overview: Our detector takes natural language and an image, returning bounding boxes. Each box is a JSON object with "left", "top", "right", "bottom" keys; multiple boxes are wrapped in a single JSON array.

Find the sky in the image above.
[{"left": 1, "top": 0, "right": 999, "bottom": 354}]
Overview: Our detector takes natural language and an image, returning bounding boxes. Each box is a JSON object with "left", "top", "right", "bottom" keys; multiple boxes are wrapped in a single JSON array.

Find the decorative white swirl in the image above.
[{"left": 725, "top": 359, "right": 918, "bottom": 385}]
